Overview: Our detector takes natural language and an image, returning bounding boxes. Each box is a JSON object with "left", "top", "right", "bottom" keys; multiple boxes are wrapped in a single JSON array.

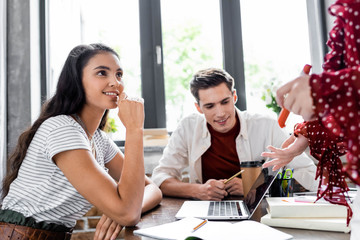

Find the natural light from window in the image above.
[
  {"left": 48, "top": 0, "right": 140, "bottom": 141},
  {"left": 240, "top": 0, "right": 311, "bottom": 133},
  {"left": 48, "top": 0, "right": 311, "bottom": 140},
  {"left": 161, "top": 0, "right": 223, "bottom": 132}
]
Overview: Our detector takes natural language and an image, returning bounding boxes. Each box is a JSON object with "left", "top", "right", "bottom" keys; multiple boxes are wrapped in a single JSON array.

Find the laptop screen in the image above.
[{"left": 244, "top": 166, "right": 279, "bottom": 218}]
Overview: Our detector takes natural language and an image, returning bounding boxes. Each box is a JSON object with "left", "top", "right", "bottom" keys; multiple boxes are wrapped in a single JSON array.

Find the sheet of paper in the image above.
[
  {"left": 261, "top": 213, "right": 350, "bottom": 233},
  {"left": 134, "top": 217, "right": 204, "bottom": 240},
  {"left": 185, "top": 219, "right": 293, "bottom": 240},
  {"left": 134, "top": 217, "right": 293, "bottom": 240},
  {"left": 266, "top": 197, "right": 348, "bottom": 218}
]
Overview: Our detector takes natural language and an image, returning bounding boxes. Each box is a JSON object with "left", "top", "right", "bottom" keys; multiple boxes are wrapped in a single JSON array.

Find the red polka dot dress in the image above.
[{"left": 294, "top": 0, "right": 360, "bottom": 224}]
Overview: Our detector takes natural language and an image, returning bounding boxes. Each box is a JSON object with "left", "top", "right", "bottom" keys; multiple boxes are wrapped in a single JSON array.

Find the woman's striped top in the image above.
[{"left": 1, "top": 115, "right": 119, "bottom": 228}]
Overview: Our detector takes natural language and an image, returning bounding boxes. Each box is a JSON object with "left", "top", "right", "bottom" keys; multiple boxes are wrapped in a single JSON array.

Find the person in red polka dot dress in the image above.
[{"left": 262, "top": 0, "right": 360, "bottom": 238}]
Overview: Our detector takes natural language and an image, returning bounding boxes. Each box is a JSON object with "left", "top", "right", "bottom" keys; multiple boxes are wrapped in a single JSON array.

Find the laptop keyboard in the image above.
[{"left": 208, "top": 201, "right": 242, "bottom": 216}]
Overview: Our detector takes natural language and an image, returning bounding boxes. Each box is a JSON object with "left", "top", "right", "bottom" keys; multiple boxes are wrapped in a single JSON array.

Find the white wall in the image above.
[
  {"left": 0, "top": 0, "right": 7, "bottom": 199},
  {"left": 30, "top": 0, "right": 41, "bottom": 123}
]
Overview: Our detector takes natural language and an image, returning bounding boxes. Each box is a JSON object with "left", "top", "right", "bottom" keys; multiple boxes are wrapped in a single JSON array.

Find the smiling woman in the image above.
[
  {"left": 46, "top": 0, "right": 141, "bottom": 142},
  {"left": 0, "top": 43, "right": 162, "bottom": 240},
  {"left": 81, "top": 52, "right": 124, "bottom": 111}
]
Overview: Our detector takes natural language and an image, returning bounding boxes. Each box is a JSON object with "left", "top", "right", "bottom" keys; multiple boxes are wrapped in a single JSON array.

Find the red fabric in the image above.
[
  {"left": 294, "top": 122, "right": 352, "bottom": 223},
  {"left": 201, "top": 114, "right": 241, "bottom": 183},
  {"left": 294, "top": 0, "right": 360, "bottom": 224}
]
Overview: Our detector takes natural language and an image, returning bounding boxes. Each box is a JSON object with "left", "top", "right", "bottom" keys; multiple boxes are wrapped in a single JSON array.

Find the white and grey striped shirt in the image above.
[{"left": 2, "top": 115, "right": 119, "bottom": 228}]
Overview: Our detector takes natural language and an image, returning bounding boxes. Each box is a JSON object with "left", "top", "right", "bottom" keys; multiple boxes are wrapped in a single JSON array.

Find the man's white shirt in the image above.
[{"left": 152, "top": 108, "right": 319, "bottom": 191}]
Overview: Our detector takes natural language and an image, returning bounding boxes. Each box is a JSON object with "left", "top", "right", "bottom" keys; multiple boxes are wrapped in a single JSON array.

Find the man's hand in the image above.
[
  {"left": 196, "top": 179, "right": 228, "bottom": 201},
  {"left": 245, "top": 189, "right": 256, "bottom": 205},
  {"left": 223, "top": 177, "right": 243, "bottom": 196},
  {"left": 94, "top": 214, "right": 123, "bottom": 240}
]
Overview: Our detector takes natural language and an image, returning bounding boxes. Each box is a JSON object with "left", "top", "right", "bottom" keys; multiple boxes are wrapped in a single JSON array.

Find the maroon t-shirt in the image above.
[{"left": 201, "top": 114, "right": 241, "bottom": 183}]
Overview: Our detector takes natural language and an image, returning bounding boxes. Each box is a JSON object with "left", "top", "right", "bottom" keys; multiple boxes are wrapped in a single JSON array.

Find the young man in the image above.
[{"left": 152, "top": 68, "right": 318, "bottom": 201}]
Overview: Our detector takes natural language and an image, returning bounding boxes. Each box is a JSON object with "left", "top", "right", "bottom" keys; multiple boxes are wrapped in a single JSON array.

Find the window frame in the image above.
[
  {"left": 306, "top": 0, "right": 328, "bottom": 74},
  {"left": 138, "top": 0, "right": 248, "bottom": 127},
  {"left": 220, "top": 0, "right": 246, "bottom": 111},
  {"left": 40, "top": 0, "right": 49, "bottom": 104},
  {"left": 139, "top": 0, "right": 166, "bottom": 128}
]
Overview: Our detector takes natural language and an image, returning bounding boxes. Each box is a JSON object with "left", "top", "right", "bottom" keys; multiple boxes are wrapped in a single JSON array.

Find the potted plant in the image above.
[
  {"left": 104, "top": 117, "right": 118, "bottom": 138},
  {"left": 261, "top": 79, "right": 281, "bottom": 115}
]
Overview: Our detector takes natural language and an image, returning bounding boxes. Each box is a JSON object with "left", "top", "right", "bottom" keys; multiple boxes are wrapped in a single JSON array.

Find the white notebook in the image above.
[
  {"left": 261, "top": 213, "right": 350, "bottom": 233},
  {"left": 134, "top": 217, "right": 293, "bottom": 240},
  {"left": 265, "top": 197, "right": 349, "bottom": 218}
]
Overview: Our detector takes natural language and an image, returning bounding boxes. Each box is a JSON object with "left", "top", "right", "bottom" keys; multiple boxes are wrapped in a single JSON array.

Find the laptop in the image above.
[{"left": 175, "top": 166, "right": 279, "bottom": 220}]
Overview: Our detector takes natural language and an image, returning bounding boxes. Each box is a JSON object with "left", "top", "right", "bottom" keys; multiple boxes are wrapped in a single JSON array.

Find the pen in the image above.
[
  {"left": 280, "top": 168, "right": 286, "bottom": 197},
  {"left": 192, "top": 219, "right": 208, "bottom": 232},
  {"left": 224, "top": 169, "right": 245, "bottom": 184},
  {"left": 287, "top": 169, "right": 294, "bottom": 197},
  {"left": 281, "top": 168, "right": 294, "bottom": 197},
  {"left": 283, "top": 168, "right": 293, "bottom": 180}
]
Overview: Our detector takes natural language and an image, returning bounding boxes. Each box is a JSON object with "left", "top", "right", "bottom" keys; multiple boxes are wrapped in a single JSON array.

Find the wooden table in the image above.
[{"left": 119, "top": 197, "right": 350, "bottom": 240}]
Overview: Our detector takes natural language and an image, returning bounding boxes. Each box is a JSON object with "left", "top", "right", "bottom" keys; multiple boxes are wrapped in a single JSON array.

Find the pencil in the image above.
[
  {"left": 192, "top": 219, "right": 208, "bottom": 232},
  {"left": 224, "top": 169, "right": 245, "bottom": 184}
]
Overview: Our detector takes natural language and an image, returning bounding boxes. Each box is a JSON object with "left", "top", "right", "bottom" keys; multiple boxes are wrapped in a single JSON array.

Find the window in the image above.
[
  {"left": 240, "top": 0, "right": 311, "bottom": 132},
  {"left": 161, "top": 0, "right": 223, "bottom": 131},
  {"left": 47, "top": 0, "right": 140, "bottom": 140},
  {"left": 45, "top": 0, "right": 323, "bottom": 141}
]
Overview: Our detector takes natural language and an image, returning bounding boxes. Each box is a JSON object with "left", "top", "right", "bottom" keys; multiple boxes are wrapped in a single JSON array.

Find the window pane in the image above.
[
  {"left": 47, "top": 0, "right": 140, "bottom": 140},
  {"left": 240, "top": 0, "right": 311, "bottom": 132},
  {"left": 161, "top": 0, "right": 223, "bottom": 131}
]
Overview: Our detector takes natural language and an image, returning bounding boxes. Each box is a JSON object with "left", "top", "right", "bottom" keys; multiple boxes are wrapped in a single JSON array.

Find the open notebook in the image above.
[
  {"left": 176, "top": 166, "right": 279, "bottom": 220},
  {"left": 134, "top": 217, "right": 293, "bottom": 240}
]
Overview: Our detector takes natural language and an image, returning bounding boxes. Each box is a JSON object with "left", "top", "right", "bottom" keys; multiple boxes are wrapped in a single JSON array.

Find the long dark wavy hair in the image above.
[{"left": 2, "top": 43, "right": 120, "bottom": 200}]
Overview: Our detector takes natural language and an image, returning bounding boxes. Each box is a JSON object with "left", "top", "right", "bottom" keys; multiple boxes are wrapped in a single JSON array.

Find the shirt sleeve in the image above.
[
  {"left": 310, "top": 68, "right": 360, "bottom": 137},
  {"left": 310, "top": 68, "right": 360, "bottom": 185},
  {"left": 104, "top": 137, "right": 120, "bottom": 164},
  {"left": 151, "top": 120, "right": 190, "bottom": 187},
  {"left": 270, "top": 119, "right": 319, "bottom": 191},
  {"left": 47, "top": 125, "right": 90, "bottom": 160}
]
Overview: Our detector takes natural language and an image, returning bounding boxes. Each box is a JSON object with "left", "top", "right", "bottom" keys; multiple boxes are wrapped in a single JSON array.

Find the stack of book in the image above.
[{"left": 260, "top": 194, "right": 352, "bottom": 233}]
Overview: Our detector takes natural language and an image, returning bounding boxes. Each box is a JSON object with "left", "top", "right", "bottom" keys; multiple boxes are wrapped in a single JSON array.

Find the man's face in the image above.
[{"left": 195, "top": 82, "right": 237, "bottom": 133}]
